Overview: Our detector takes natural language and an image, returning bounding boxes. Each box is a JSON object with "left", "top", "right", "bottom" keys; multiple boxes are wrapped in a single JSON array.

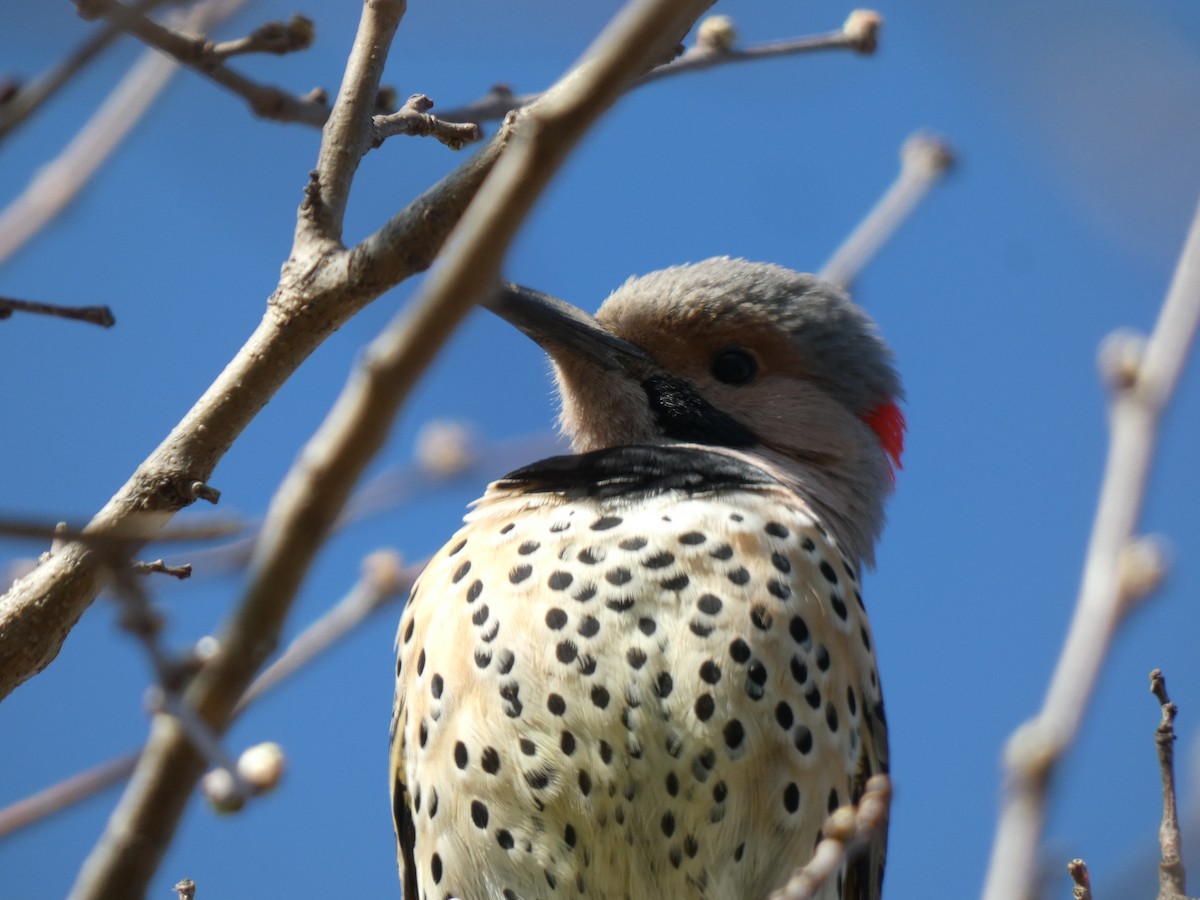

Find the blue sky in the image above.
[{"left": 2, "top": 1, "right": 1200, "bottom": 897}]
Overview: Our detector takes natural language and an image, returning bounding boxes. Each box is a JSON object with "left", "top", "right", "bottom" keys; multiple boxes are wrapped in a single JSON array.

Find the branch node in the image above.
[
  {"left": 902, "top": 131, "right": 956, "bottom": 178},
  {"left": 1098, "top": 328, "right": 1147, "bottom": 392},
  {"left": 695, "top": 15, "right": 737, "bottom": 53},
  {"left": 1118, "top": 536, "right": 1169, "bottom": 604},
  {"left": 173, "top": 879, "right": 196, "bottom": 900},
  {"left": 133, "top": 558, "right": 193, "bottom": 580},
  {"left": 1067, "top": 859, "right": 1093, "bottom": 900},
  {"left": 842, "top": 10, "right": 883, "bottom": 55},
  {"left": 187, "top": 481, "right": 221, "bottom": 505},
  {"left": 236, "top": 741, "right": 287, "bottom": 793}
]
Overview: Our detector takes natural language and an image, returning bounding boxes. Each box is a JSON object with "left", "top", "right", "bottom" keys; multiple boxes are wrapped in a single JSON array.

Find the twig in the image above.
[
  {"left": 1152, "top": 669, "right": 1191, "bottom": 900},
  {"left": 0, "top": 0, "right": 248, "bottom": 268},
  {"left": 768, "top": 775, "right": 892, "bottom": 900},
  {"left": 73, "top": 0, "right": 328, "bottom": 126},
  {"left": 0, "top": 0, "right": 171, "bottom": 143},
  {"left": 819, "top": 131, "right": 955, "bottom": 290},
  {"left": 1068, "top": 859, "right": 1093, "bottom": 900},
  {"left": 173, "top": 879, "right": 195, "bottom": 900},
  {"left": 980, "top": 196, "right": 1200, "bottom": 900},
  {"left": 0, "top": 296, "right": 114, "bottom": 328},
  {"left": 206, "top": 15, "right": 314, "bottom": 61},
  {"left": 371, "top": 94, "right": 481, "bottom": 150},
  {"left": 131, "top": 559, "right": 191, "bottom": 580},
  {"left": 0, "top": 551, "right": 415, "bottom": 841},
  {"left": 434, "top": 10, "right": 881, "bottom": 125}
]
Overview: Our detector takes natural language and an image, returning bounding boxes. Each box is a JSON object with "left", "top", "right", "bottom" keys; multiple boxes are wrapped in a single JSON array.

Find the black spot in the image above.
[
  {"left": 509, "top": 564, "right": 533, "bottom": 584},
  {"left": 431, "top": 674, "right": 443, "bottom": 699},
  {"left": 556, "top": 641, "right": 578, "bottom": 664},
  {"left": 861, "top": 626, "right": 872, "bottom": 650},
  {"left": 639, "top": 617, "right": 657, "bottom": 636},
  {"left": 713, "top": 781, "right": 728, "bottom": 803},
  {"left": 661, "top": 574, "right": 690, "bottom": 591},
  {"left": 591, "top": 686, "right": 611, "bottom": 709},
  {"left": 504, "top": 890, "right": 518, "bottom": 900},
  {"left": 606, "top": 596, "right": 635, "bottom": 613},
  {"left": 789, "top": 615, "right": 810, "bottom": 644},
  {"left": 801, "top": 537, "right": 816, "bottom": 551},
  {"left": 770, "top": 552, "right": 792, "bottom": 574},
  {"left": 666, "top": 772, "right": 679, "bottom": 796},
  {"left": 735, "top": 842, "right": 745, "bottom": 862},
  {"left": 472, "top": 604, "right": 490, "bottom": 626},
  {"left": 548, "top": 571, "right": 573, "bottom": 591},
  {"left": 471, "top": 800, "right": 489, "bottom": 828},
  {"left": 454, "top": 741, "right": 468, "bottom": 769},
  {"left": 550, "top": 520, "right": 571, "bottom": 533},
  {"left": 815, "top": 645, "right": 831, "bottom": 671},
  {"left": 831, "top": 592, "right": 848, "bottom": 620},
  {"left": 666, "top": 734, "right": 683, "bottom": 758},
  {"left": 578, "top": 770, "right": 593, "bottom": 796},
  {"left": 619, "top": 536, "right": 648, "bottom": 551},
  {"left": 545, "top": 870, "right": 557, "bottom": 889},
  {"left": 561, "top": 731, "right": 576, "bottom": 755},
  {"left": 520, "top": 738, "right": 537, "bottom": 756},
  {"left": 564, "top": 824, "right": 577, "bottom": 848},
  {"left": 577, "top": 548, "right": 602, "bottom": 565},
  {"left": 847, "top": 686, "right": 858, "bottom": 716},
  {"left": 453, "top": 561, "right": 471, "bottom": 583},
  {"left": 656, "top": 672, "right": 674, "bottom": 698},
  {"left": 696, "top": 594, "right": 723, "bottom": 616},
  {"left": 627, "top": 647, "right": 647, "bottom": 669},
  {"left": 518, "top": 540, "right": 540, "bottom": 555},
  {"left": 525, "top": 768, "right": 553, "bottom": 790},
  {"left": 710, "top": 543, "right": 734, "bottom": 560},
  {"left": 500, "top": 682, "right": 523, "bottom": 718},
  {"left": 578, "top": 615, "right": 600, "bottom": 638},
  {"left": 795, "top": 726, "right": 814, "bottom": 754},
  {"left": 591, "top": 516, "right": 623, "bottom": 531},
  {"left": 499, "top": 522, "right": 515, "bottom": 534},
  {"left": 606, "top": 567, "right": 632, "bottom": 586},
  {"left": 729, "top": 638, "right": 751, "bottom": 663},
  {"left": 768, "top": 579, "right": 792, "bottom": 600},
  {"left": 573, "top": 583, "right": 597, "bottom": 603},
  {"left": 661, "top": 811, "right": 676, "bottom": 837},
  {"left": 545, "top": 608, "right": 567, "bottom": 630},
  {"left": 416, "top": 649, "right": 426, "bottom": 675},
  {"left": 723, "top": 719, "right": 744, "bottom": 749},
  {"left": 431, "top": 852, "right": 443, "bottom": 883},
  {"left": 730, "top": 513, "right": 744, "bottom": 522},
  {"left": 819, "top": 561, "right": 839, "bottom": 584},
  {"left": 775, "top": 702, "right": 794, "bottom": 729},
  {"left": 805, "top": 685, "right": 821, "bottom": 709},
  {"left": 694, "top": 694, "right": 715, "bottom": 721},
  {"left": 645, "top": 551, "right": 675, "bottom": 569},
  {"left": 825, "top": 703, "right": 839, "bottom": 733},
  {"left": 481, "top": 747, "right": 500, "bottom": 774},
  {"left": 750, "top": 606, "right": 772, "bottom": 631},
  {"left": 669, "top": 847, "right": 682, "bottom": 869},
  {"left": 699, "top": 660, "right": 721, "bottom": 684},
  {"left": 599, "top": 741, "right": 614, "bottom": 765},
  {"left": 765, "top": 522, "right": 789, "bottom": 538},
  {"left": 855, "top": 589, "right": 866, "bottom": 610},
  {"left": 546, "top": 694, "right": 567, "bottom": 717},
  {"left": 466, "top": 579, "right": 483, "bottom": 603},
  {"left": 684, "top": 835, "right": 699, "bottom": 858},
  {"left": 828, "top": 789, "right": 840, "bottom": 813},
  {"left": 419, "top": 721, "right": 428, "bottom": 748},
  {"left": 474, "top": 648, "right": 491, "bottom": 669},
  {"left": 497, "top": 829, "right": 515, "bottom": 850},
  {"left": 689, "top": 620, "right": 714, "bottom": 638},
  {"left": 679, "top": 531, "right": 707, "bottom": 545},
  {"left": 790, "top": 656, "right": 808, "bottom": 684},
  {"left": 413, "top": 785, "right": 421, "bottom": 813},
  {"left": 497, "top": 650, "right": 515, "bottom": 674},
  {"left": 429, "top": 788, "right": 438, "bottom": 818},
  {"left": 783, "top": 783, "right": 800, "bottom": 813},
  {"left": 449, "top": 538, "right": 467, "bottom": 555},
  {"left": 480, "top": 621, "right": 500, "bottom": 643},
  {"left": 727, "top": 567, "right": 750, "bottom": 586},
  {"left": 578, "top": 655, "right": 597, "bottom": 675}
]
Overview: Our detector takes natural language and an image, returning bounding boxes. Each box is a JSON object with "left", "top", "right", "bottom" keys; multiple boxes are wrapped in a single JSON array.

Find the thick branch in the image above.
[{"left": 980, "top": 196, "right": 1200, "bottom": 900}]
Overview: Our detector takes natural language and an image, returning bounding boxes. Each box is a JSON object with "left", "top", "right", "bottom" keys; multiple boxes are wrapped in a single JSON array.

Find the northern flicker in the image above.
[{"left": 390, "top": 258, "right": 903, "bottom": 900}]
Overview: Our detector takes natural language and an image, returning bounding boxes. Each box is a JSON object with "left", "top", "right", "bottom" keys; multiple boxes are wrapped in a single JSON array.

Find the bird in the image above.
[{"left": 389, "top": 257, "right": 903, "bottom": 900}]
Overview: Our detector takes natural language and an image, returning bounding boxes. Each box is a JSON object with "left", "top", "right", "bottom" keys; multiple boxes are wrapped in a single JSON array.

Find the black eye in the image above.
[{"left": 710, "top": 347, "right": 759, "bottom": 385}]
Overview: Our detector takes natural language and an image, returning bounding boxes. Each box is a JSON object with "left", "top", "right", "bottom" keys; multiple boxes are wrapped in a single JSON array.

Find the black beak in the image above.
[{"left": 484, "top": 282, "right": 651, "bottom": 374}]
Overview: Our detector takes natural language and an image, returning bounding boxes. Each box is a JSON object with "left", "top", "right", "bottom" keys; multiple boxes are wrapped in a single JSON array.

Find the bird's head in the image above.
[{"left": 486, "top": 257, "right": 904, "bottom": 562}]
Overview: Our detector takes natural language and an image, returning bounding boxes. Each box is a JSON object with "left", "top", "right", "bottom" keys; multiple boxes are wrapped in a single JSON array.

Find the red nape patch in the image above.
[{"left": 863, "top": 401, "right": 906, "bottom": 477}]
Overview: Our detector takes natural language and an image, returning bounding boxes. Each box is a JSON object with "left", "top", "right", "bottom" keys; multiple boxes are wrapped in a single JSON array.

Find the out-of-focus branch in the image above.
[
  {"left": 980, "top": 196, "right": 1200, "bottom": 900},
  {"left": 0, "top": 0, "right": 170, "bottom": 142},
  {"left": 0, "top": 0, "right": 247, "bottom": 268},
  {"left": 1068, "top": 859, "right": 1093, "bottom": 900},
  {"left": 0, "top": 550, "right": 415, "bottom": 841},
  {"left": 0, "top": 296, "right": 115, "bottom": 328},
  {"left": 73, "top": 0, "right": 328, "bottom": 126},
  {"left": 434, "top": 10, "right": 881, "bottom": 125},
  {"left": 819, "top": 131, "right": 954, "bottom": 290},
  {"left": 768, "top": 775, "right": 892, "bottom": 900}
]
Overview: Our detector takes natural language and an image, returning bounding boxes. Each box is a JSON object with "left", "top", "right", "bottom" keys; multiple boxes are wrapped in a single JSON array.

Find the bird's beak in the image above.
[{"left": 484, "top": 282, "right": 651, "bottom": 374}]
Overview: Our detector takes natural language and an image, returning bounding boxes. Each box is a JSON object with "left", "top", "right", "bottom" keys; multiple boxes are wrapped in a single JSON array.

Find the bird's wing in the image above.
[{"left": 390, "top": 589, "right": 420, "bottom": 900}]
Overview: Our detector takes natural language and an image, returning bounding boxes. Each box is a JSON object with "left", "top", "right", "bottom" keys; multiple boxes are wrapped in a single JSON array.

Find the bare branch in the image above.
[
  {"left": 206, "top": 15, "right": 314, "bottom": 61},
  {"left": 820, "top": 131, "right": 955, "bottom": 289},
  {"left": 0, "top": 296, "right": 114, "bottom": 328},
  {"left": 768, "top": 775, "right": 892, "bottom": 900},
  {"left": 0, "top": 754, "right": 138, "bottom": 840},
  {"left": 1068, "top": 859, "right": 1093, "bottom": 900},
  {"left": 73, "top": 0, "right": 328, "bottom": 126},
  {"left": 980, "top": 196, "right": 1200, "bottom": 900},
  {"left": 172, "top": 878, "right": 195, "bottom": 900},
  {"left": 371, "top": 94, "right": 482, "bottom": 151},
  {"left": 131, "top": 560, "right": 192, "bottom": 580},
  {"left": 1151, "top": 669, "right": 1191, "bottom": 900}
]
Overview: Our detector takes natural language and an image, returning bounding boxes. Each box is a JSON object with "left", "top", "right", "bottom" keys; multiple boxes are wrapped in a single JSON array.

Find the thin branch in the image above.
[
  {"left": 768, "top": 775, "right": 892, "bottom": 900},
  {"left": 68, "top": 3, "right": 712, "bottom": 895},
  {"left": 131, "top": 559, "right": 192, "bottom": 580},
  {"left": 0, "top": 0, "right": 171, "bottom": 143},
  {"left": 980, "top": 196, "right": 1200, "bottom": 900},
  {"left": 1152, "top": 669, "right": 1191, "bottom": 900},
  {"left": 0, "top": 296, "right": 114, "bottom": 328},
  {"left": 1068, "top": 859, "right": 1093, "bottom": 900},
  {"left": 0, "top": 551, "right": 415, "bottom": 840},
  {"left": 206, "top": 15, "right": 314, "bottom": 61},
  {"left": 434, "top": 10, "right": 881, "bottom": 125},
  {"left": 820, "top": 131, "right": 955, "bottom": 290},
  {"left": 73, "top": 0, "right": 329, "bottom": 127},
  {"left": 0, "top": 0, "right": 248, "bottom": 268},
  {"left": 371, "top": 94, "right": 481, "bottom": 151}
]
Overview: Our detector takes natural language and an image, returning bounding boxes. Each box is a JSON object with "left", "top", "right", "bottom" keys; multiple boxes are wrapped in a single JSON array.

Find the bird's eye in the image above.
[{"left": 710, "top": 347, "right": 759, "bottom": 385}]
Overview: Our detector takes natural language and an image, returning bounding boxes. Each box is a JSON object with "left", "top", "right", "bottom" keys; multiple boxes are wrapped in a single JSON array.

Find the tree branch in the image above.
[
  {"left": 980, "top": 195, "right": 1200, "bottom": 900},
  {"left": 0, "top": 295, "right": 115, "bottom": 328},
  {"left": 1152, "top": 669, "right": 1191, "bottom": 900}
]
